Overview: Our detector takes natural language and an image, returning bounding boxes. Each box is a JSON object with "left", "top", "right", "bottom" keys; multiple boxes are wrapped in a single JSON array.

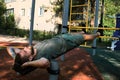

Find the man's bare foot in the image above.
[{"left": 96, "top": 32, "right": 101, "bottom": 36}]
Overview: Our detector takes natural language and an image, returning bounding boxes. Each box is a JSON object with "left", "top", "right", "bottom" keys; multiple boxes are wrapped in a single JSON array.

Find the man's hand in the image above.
[
  {"left": 96, "top": 32, "right": 101, "bottom": 36},
  {"left": 22, "top": 57, "right": 50, "bottom": 69}
]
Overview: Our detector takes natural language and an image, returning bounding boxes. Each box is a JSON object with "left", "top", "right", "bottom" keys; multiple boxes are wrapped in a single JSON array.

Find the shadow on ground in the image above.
[
  {"left": 0, "top": 47, "right": 103, "bottom": 80},
  {"left": 85, "top": 48, "right": 120, "bottom": 80}
]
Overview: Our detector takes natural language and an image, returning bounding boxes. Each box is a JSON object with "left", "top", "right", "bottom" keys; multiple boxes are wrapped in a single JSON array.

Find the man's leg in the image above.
[{"left": 83, "top": 32, "right": 100, "bottom": 41}]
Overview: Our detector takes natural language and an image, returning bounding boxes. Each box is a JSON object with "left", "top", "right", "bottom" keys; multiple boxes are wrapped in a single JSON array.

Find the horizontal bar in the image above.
[
  {"left": 72, "top": 4, "right": 88, "bottom": 7},
  {"left": 69, "top": 26, "right": 120, "bottom": 30},
  {"left": 71, "top": 12, "right": 88, "bottom": 15}
]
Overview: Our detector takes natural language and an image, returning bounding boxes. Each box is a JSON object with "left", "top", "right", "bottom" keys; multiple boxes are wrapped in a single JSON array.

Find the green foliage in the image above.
[
  {"left": 0, "top": 15, "right": 6, "bottom": 29},
  {"left": 0, "top": 1, "right": 6, "bottom": 30},
  {"left": 32, "top": 30, "right": 55, "bottom": 40},
  {"left": 0, "top": 1, "right": 6, "bottom": 16},
  {"left": 104, "top": 0, "right": 120, "bottom": 27},
  {"left": 103, "top": 0, "right": 120, "bottom": 36},
  {"left": 0, "top": 28, "right": 56, "bottom": 41},
  {"left": 52, "top": 0, "right": 63, "bottom": 17},
  {"left": 0, "top": 15, "right": 16, "bottom": 34},
  {"left": 6, "top": 15, "right": 16, "bottom": 29}
]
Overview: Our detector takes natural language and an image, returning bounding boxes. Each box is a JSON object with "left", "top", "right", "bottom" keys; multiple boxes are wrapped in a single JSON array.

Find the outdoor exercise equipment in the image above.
[
  {"left": 110, "top": 14, "right": 120, "bottom": 51},
  {"left": 28, "top": 0, "right": 69, "bottom": 79},
  {"left": 92, "top": 0, "right": 99, "bottom": 55},
  {"left": 60, "top": 0, "right": 69, "bottom": 61},
  {"left": 47, "top": 60, "right": 60, "bottom": 80},
  {"left": 69, "top": 0, "right": 99, "bottom": 55},
  {"left": 29, "top": 0, "right": 35, "bottom": 46},
  {"left": 68, "top": 0, "right": 120, "bottom": 52}
]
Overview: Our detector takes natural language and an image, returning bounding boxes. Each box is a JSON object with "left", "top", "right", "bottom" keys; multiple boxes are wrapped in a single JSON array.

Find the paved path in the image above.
[
  {"left": 0, "top": 35, "right": 37, "bottom": 47},
  {"left": 0, "top": 35, "right": 28, "bottom": 42}
]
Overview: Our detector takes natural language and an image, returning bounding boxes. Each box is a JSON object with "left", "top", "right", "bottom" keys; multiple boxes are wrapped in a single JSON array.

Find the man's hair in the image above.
[
  {"left": 14, "top": 54, "right": 29, "bottom": 65},
  {"left": 12, "top": 48, "right": 36, "bottom": 75},
  {"left": 14, "top": 46, "right": 34, "bottom": 65}
]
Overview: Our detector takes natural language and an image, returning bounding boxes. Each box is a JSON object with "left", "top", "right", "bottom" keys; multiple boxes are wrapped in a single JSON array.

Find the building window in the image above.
[
  {"left": 21, "top": 8, "right": 25, "bottom": 16},
  {"left": 28, "top": 8, "right": 31, "bottom": 17},
  {"left": 38, "top": 7, "right": 44, "bottom": 16},
  {"left": 4, "top": 0, "right": 16, "bottom": 3},
  {"left": 6, "top": 8, "right": 14, "bottom": 16},
  {"left": 21, "top": 0, "right": 25, "bottom": 1}
]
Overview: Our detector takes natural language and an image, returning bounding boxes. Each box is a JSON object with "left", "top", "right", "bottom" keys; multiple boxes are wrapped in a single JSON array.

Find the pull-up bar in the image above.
[
  {"left": 28, "top": 0, "right": 62, "bottom": 80},
  {"left": 69, "top": 27, "right": 120, "bottom": 30},
  {"left": 29, "top": 0, "right": 35, "bottom": 46}
]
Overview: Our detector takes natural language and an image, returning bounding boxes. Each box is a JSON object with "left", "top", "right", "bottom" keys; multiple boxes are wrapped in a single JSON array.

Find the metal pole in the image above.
[
  {"left": 92, "top": 0, "right": 99, "bottom": 55},
  {"left": 47, "top": 60, "right": 60, "bottom": 80},
  {"left": 29, "top": 0, "right": 35, "bottom": 46},
  {"left": 61, "top": 0, "right": 69, "bottom": 34},
  {"left": 100, "top": 0, "right": 104, "bottom": 25},
  {"left": 60, "top": 0, "right": 69, "bottom": 61}
]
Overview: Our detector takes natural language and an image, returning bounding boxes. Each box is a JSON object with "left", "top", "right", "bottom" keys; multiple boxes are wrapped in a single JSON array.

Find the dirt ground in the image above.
[{"left": 0, "top": 42, "right": 103, "bottom": 80}]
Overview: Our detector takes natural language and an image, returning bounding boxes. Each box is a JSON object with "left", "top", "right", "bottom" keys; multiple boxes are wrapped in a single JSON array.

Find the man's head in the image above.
[
  {"left": 7, "top": 46, "right": 36, "bottom": 75},
  {"left": 15, "top": 46, "right": 34, "bottom": 61}
]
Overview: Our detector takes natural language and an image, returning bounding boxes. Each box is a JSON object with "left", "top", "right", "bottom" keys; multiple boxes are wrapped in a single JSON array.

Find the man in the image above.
[{"left": 7, "top": 32, "right": 100, "bottom": 75}]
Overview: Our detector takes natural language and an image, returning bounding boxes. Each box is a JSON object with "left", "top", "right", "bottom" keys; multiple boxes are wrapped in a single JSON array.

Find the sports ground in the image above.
[{"left": 0, "top": 35, "right": 120, "bottom": 80}]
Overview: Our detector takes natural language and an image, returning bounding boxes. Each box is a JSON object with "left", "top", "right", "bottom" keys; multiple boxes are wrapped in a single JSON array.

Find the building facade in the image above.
[{"left": 5, "top": 0, "right": 62, "bottom": 32}]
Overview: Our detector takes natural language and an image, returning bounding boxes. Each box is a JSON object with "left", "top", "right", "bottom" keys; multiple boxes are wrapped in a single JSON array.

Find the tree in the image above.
[
  {"left": 0, "top": 0, "right": 6, "bottom": 30},
  {"left": 0, "top": 0, "right": 6, "bottom": 16},
  {"left": 51, "top": 0, "right": 96, "bottom": 20},
  {"left": 6, "top": 14, "right": 16, "bottom": 29}
]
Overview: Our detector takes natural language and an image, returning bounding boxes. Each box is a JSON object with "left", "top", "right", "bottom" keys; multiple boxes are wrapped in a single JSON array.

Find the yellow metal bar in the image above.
[
  {"left": 99, "top": 36, "right": 119, "bottom": 40},
  {"left": 69, "top": 0, "right": 90, "bottom": 33},
  {"left": 86, "top": 0, "right": 90, "bottom": 32},
  {"left": 80, "top": 45, "right": 92, "bottom": 48},
  {"left": 71, "top": 12, "right": 88, "bottom": 15},
  {"left": 70, "top": 20, "right": 86, "bottom": 22},
  {"left": 72, "top": 4, "right": 88, "bottom": 7},
  {"left": 69, "top": 0, "right": 72, "bottom": 32},
  {"left": 69, "top": 26, "right": 120, "bottom": 30}
]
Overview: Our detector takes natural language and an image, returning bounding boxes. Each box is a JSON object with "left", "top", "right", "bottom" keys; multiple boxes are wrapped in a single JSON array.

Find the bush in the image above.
[
  {"left": 0, "top": 15, "right": 6, "bottom": 29},
  {"left": 6, "top": 15, "right": 16, "bottom": 29}
]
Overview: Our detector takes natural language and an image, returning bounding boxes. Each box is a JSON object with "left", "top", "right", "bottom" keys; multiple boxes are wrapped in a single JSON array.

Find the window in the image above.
[
  {"left": 4, "top": 0, "right": 16, "bottom": 3},
  {"left": 21, "top": 8, "right": 25, "bottom": 16},
  {"left": 21, "top": 0, "right": 25, "bottom": 1},
  {"left": 6, "top": 8, "right": 14, "bottom": 16},
  {"left": 28, "top": 8, "right": 31, "bottom": 17},
  {"left": 38, "top": 7, "right": 44, "bottom": 16}
]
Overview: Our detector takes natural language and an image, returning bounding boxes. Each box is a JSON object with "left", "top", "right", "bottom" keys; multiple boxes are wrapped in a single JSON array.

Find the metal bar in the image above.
[
  {"left": 61, "top": 0, "right": 69, "bottom": 61},
  {"left": 69, "top": 0, "right": 72, "bottom": 32},
  {"left": 48, "top": 60, "right": 59, "bottom": 80},
  {"left": 70, "top": 20, "right": 86, "bottom": 22},
  {"left": 69, "top": 26, "right": 120, "bottom": 30},
  {"left": 29, "top": 0, "right": 35, "bottom": 46},
  {"left": 61, "top": 0, "right": 69, "bottom": 33},
  {"left": 72, "top": 4, "right": 88, "bottom": 7},
  {"left": 86, "top": 0, "right": 90, "bottom": 32},
  {"left": 100, "top": 0, "right": 104, "bottom": 25},
  {"left": 93, "top": 0, "right": 99, "bottom": 55},
  {"left": 99, "top": 36, "right": 119, "bottom": 39},
  {"left": 71, "top": 12, "right": 88, "bottom": 15}
]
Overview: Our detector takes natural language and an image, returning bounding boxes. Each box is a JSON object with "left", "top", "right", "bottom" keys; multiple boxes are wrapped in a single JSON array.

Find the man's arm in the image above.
[
  {"left": 22, "top": 57, "right": 50, "bottom": 69},
  {"left": 6, "top": 47, "right": 21, "bottom": 59}
]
